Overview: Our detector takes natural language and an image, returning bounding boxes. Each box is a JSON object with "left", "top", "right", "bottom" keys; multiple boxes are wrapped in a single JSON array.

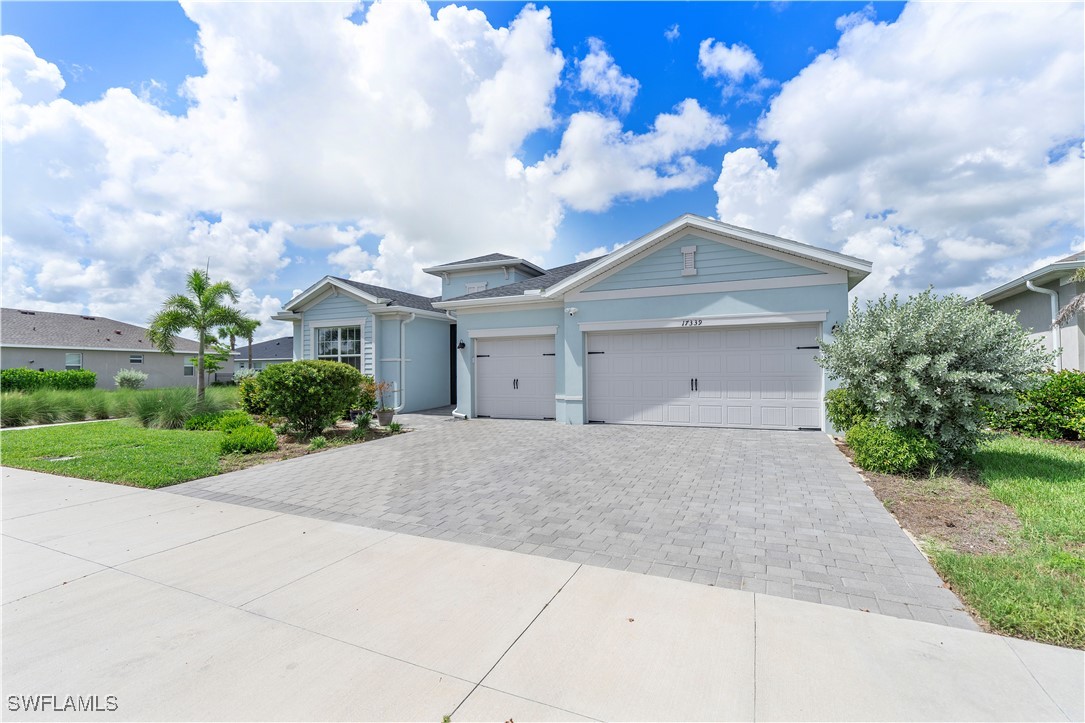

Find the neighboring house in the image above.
[
  {"left": 235, "top": 336, "right": 293, "bottom": 371},
  {"left": 0, "top": 308, "right": 209, "bottom": 389},
  {"left": 275, "top": 214, "right": 872, "bottom": 429},
  {"left": 975, "top": 251, "right": 1085, "bottom": 372}
]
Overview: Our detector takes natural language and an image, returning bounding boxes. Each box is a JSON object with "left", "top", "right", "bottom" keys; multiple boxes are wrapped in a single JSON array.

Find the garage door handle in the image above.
[
  {"left": 690, "top": 378, "right": 694, "bottom": 391},
  {"left": 695, "top": 378, "right": 698, "bottom": 391},
  {"left": 796, "top": 346, "right": 819, "bottom": 349}
]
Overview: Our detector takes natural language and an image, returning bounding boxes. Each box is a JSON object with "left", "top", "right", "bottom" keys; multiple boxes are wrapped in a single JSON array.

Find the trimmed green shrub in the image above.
[
  {"left": 825, "top": 387, "right": 870, "bottom": 433},
  {"left": 184, "top": 409, "right": 253, "bottom": 432},
  {"left": 0, "top": 368, "right": 97, "bottom": 392},
  {"left": 257, "top": 360, "right": 363, "bottom": 439},
  {"left": 114, "top": 368, "right": 148, "bottom": 390},
  {"left": 846, "top": 421, "right": 940, "bottom": 475},
  {"left": 820, "top": 290, "right": 1054, "bottom": 460},
  {"left": 220, "top": 424, "right": 278, "bottom": 454},
  {"left": 307, "top": 435, "right": 328, "bottom": 451},
  {"left": 238, "top": 376, "right": 269, "bottom": 416},
  {"left": 989, "top": 370, "right": 1085, "bottom": 440}
]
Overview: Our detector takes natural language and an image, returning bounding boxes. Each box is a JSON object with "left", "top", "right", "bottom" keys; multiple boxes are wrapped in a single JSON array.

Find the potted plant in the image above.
[{"left": 373, "top": 380, "right": 395, "bottom": 426}]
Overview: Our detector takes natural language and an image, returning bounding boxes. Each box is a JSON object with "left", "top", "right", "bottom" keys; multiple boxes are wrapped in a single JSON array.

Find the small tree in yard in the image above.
[
  {"left": 819, "top": 289, "right": 1054, "bottom": 460},
  {"left": 149, "top": 269, "right": 247, "bottom": 402},
  {"left": 257, "top": 360, "right": 363, "bottom": 439}
]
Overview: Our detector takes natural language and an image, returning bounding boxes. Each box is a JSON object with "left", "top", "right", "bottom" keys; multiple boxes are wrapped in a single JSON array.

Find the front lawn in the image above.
[
  {"left": 1, "top": 417, "right": 402, "bottom": 489},
  {"left": 0, "top": 421, "right": 223, "bottom": 488},
  {"left": 858, "top": 434, "right": 1085, "bottom": 649}
]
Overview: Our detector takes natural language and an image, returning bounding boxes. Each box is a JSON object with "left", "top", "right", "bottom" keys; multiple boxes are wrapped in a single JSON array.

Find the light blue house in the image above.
[{"left": 274, "top": 214, "right": 872, "bottom": 428}]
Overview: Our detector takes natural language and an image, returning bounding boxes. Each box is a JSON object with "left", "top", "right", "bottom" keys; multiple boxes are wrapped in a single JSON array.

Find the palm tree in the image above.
[
  {"left": 149, "top": 269, "right": 246, "bottom": 401},
  {"left": 219, "top": 317, "right": 262, "bottom": 368},
  {"left": 1054, "top": 267, "right": 1085, "bottom": 326}
]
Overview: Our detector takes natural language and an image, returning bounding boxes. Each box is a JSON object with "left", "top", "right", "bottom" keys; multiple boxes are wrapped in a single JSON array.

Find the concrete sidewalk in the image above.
[{"left": 3, "top": 467, "right": 1081, "bottom": 722}]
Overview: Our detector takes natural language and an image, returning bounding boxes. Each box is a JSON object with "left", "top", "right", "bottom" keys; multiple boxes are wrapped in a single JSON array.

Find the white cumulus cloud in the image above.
[
  {"left": 714, "top": 2, "right": 1084, "bottom": 298},
  {"left": 698, "top": 38, "right": 762, "bottom": 83},
  {"left": 576, "top": 37, "right": 640, "bottom": 113}
]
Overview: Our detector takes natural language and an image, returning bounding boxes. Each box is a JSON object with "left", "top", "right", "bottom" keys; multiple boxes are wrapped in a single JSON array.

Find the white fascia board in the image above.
[
  {"left": 468, "top": 325, "right": 558, "bottom": 339},
  {"left": 366, "top": 305, "right": 451, "bottom": 321},
  {"left": 284, "top": 277, "right": 386, "bottom": 312},
  {"left": 270, "top": 312, "right": 301, "bottom": 322},
  {"left": 975, "top": 261, "right": 1084, "bottom": 303},
  {"left": 422, "top": 258, "right": 546, "bottom": 276},
  {"left": 578, "top": 310, "right": 829, "bottom": 333},
  {"left": 566, "top": 266, "right": 846, "bottom": 303},
  {"left": 546, "top": 214, "right": 872, "bottom": 298},
  {"left": 0, "top": 344, "right": 199, "bottom": 354}
]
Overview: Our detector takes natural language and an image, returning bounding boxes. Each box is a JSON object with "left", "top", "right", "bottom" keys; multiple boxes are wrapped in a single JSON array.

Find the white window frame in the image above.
[
  {"left": 64, "top": 352, "right": 82, "bottom": 371},
  {"left": 313, "top": 323, "right": 364, "bottom": 371},
  {"left": 129, "top": 354, "right": 144, "bottom": 364}
]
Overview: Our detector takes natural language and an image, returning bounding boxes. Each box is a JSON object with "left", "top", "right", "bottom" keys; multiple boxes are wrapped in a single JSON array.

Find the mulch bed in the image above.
[
  {"left": 833, "top": 438, "right": 1022, "bottom": 556},
  {"left": 219, "top": 420, "right": 398, "bottom": 474}
]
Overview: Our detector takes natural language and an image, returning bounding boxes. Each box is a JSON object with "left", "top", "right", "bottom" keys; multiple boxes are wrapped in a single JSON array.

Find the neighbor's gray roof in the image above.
[
  {"left": 444, "top": 258, "right": 604, "bottom": 301},
  {"left": 333, "top": 278, "right": 438, "bottom": 312},
  {"left": 975, "top": 249, "right": 1085, "bottom": 303},
  {"left": 0, "top": 308, "right": 200, "bottom": 352},
  {"left": 234, "top": 335, "right": 293, "bottom": 360}
]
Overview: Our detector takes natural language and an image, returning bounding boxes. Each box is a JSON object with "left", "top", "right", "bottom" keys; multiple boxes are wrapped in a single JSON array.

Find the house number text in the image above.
[{"left": 680, "top": 319, "right": 703, "bottom": 327}]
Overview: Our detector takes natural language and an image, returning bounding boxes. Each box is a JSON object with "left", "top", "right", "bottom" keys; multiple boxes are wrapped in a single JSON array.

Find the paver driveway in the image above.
[{"left": 170, "top": 413, "right": 975, "bottom": 629}]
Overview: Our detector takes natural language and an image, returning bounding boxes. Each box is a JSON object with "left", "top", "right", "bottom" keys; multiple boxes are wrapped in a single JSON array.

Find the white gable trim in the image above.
[
  {"left": 566, "top": 268, "right": 846, "bottom": 302},
  {"left": 285, "top": 276, "right": 388, "bottom": 312},
  {"left": 545, "top": 214, "right": 871, "bottom": 298}
]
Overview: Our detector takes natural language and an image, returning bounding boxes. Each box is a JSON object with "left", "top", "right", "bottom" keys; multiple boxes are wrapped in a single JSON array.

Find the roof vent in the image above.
[
  {"left": 18, "top": 310, "right": 35, "bottom": 315},
  {"left": 81, "top": 316, "right": 96, "bottom": 320},
  {"left": 114, "top": 330, "right": 122, "bottom": 335}
]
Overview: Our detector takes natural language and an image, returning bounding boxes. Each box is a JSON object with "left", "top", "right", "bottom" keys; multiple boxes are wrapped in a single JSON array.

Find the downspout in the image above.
[
  {"left": 393, "top": 313, "right": 416, "bottom": 412},
  {"left": 1026, "top": 280, "right": 1062, "bottom": 372},
  {"left": 446, "top": 310, "right": 467, "bottom": 419}
]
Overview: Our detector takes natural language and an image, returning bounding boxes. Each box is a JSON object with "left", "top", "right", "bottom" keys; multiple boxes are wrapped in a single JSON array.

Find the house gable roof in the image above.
[
  {"left": 282, "top": 276, "right": 438, "bottom": 313},
  {"left": 546, "top": 214, "right": 872, "bottom": 298},
  {"left": 234, "top": 335, "right": 293, "bottom": 361},
  {"left": 975, "top": 250, "right": 1085, "bottom": 303},
  {"left": 0, "top": 308, "right": 199, "bottom": 353}
]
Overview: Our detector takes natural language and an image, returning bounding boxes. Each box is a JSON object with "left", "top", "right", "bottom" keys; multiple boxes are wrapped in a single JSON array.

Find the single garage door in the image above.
[
  {"left": 475, "top": 336, "right": 556, "bottom": 420},
  {"left": 587, "top": 325, "right": 822, "bottom": 429}
]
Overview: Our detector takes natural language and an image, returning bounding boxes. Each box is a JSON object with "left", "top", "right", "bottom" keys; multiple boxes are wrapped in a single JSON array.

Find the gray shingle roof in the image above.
[
  {"left": 429, "top": 253, "right": 518, "bottom": 267},
  {"left": 333, "top": 278, "right": 438, "bottom": 312},
  {"left": 1060, "top": 251, "right": 1085, "bottom": 263},
  {"left": 0, "top": 308, "right": 199, "bottom": 352},
  {"left": 234, "top": 335, "right": 293, "bottom": 360},
  {"left": 444, "top": 258, "right": 604, "bottom": 301}
]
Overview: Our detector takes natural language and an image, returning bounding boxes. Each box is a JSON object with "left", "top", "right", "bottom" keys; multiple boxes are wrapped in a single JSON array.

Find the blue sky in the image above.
[{"left": 1, "top": 1, "right": 1080, "bottom": 338}]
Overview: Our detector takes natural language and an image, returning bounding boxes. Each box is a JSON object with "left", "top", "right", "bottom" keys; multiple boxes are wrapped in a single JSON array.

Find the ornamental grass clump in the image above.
[{"left": 820, "top": 290, "right": 1054, "bottom": 461}]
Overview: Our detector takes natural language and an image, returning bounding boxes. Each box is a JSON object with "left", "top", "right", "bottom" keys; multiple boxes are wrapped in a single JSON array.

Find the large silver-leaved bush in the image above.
[{"left": 819, "top": 289, "right": 1054, "bottom": 458}]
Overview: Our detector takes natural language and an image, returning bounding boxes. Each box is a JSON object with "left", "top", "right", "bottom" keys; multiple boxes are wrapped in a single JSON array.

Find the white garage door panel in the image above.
[
  {"left": 476, "top": 336, "right": 556, "bottom": 420},
  {"left": 587, "top": 324, "right": 823, "bottom": 430}
]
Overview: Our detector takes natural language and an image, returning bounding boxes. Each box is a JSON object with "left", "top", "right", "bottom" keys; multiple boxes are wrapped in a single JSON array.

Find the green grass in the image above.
[
  {"left": 0, "top": 420, "right": 223, "bottom": 488},
  {"left": 931, "top": 435, "right": 1085, "bottom": 648},
  {"left": 1, "top": 386, "right": 239, "bottom": 428}
]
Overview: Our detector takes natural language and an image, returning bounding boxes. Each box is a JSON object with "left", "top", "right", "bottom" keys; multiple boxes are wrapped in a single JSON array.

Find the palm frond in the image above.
[{"left": 1054, "top": 292, "right": 1085, "bottom": 326}]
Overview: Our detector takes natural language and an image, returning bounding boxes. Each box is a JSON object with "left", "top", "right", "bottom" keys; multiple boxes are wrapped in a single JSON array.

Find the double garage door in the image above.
[
  {"left": 586, "top": 325, "right": 823, "bottom": 430},
  {"left": 475, "top": 324, "right": 823, "bottom": 429}
]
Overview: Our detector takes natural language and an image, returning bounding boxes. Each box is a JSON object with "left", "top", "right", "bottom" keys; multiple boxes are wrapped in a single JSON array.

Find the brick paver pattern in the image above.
[{"left": 169, "top": 412, "right": 976, "bottom": 630}]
